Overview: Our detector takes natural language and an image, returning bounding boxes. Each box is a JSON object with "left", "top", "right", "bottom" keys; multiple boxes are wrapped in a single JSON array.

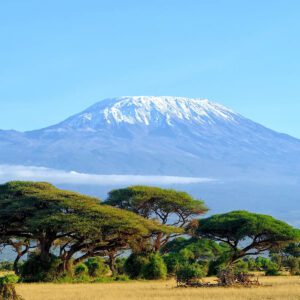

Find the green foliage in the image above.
[
  {"left": 163, "top": 253, "right": 182, "bottom": 275},
  {"left": 0, "top": 181, "right": 173, "bottom": 282},
  {"left": 163, "top": 237, "right": 229, "bottom": 276},
  {"left": 196, "top": 210, "right": 300, "bottom": 264},
  {"left": 115, "top": 257, "right": 126, "bottom": 275},
  {"left": 74, "top": 263, "right": 88, "bottom": 276},
  {"left": 106, "top": 186, "right": 207, "bottom": 227},
  {"left": 284, "top": 243, "right": 300, "bottom": 257},
  {"left": 124, "top": 253, "right": 150, "bottom": 279},
  {"left": 20, "top": 254, "right": 62, "bottom": 282},
  {"left": 142, "top": 253, "right": 167, "bottom": 280},
  {"left": 233, "top": 260, "right": 249, "bottom": 273},
  {"left": 265, "top": 265, "right": 280, "bottom": 276},
  {"left": 84, "top": 257, "right": 109, "bottom": 277},
  {"left": 0, "top": 275, "right": 19, "bottom": 285},
  {"left": 176, "top": 264, "right": 205, "bottom": 285}
]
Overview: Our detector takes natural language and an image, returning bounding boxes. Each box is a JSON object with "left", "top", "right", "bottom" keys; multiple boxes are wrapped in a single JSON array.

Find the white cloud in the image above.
[{"left": 0, "top": 165, "right": 215, "bottom": 186}]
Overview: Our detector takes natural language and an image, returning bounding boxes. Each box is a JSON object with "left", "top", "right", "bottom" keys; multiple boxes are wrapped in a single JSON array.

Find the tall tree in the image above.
[
  {"left": 105, "top": 186, "right": 207, "bottom": 250},
  {"left": 195, "top": 210, "right": 300, "bottom": 265}
]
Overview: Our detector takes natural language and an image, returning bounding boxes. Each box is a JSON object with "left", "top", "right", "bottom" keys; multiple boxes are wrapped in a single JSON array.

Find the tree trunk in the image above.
[
  {"left": 38, "top": 236, "right": 54, "bottom": 261},
  {"left": 108, "top": 253, "right": 117, "bottom": 276}
]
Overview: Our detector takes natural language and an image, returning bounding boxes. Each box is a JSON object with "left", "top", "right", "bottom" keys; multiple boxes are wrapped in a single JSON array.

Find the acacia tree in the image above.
[
  {"left": 195, "top": 210, "right": 300, "bottom": 265},
  {"left": 0, "top": 181, "right": 174, "bottom": 277},
  {"left": 105, "top": 186, "right": 208, "bottom": 251}
]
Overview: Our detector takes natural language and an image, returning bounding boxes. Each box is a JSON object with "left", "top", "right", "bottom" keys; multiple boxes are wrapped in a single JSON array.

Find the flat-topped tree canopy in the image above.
[
  {"left": 105, "top": 185, "right": 208, "bottom": 227},
  {"left": 105, "top": 185, "right": 206, "bottom": 251},
  {"left": 196, "top": 210, "right": 300, "bottom": 264},
  {"left": 0, "top": 181, "right": 176, "bottom": 271}
]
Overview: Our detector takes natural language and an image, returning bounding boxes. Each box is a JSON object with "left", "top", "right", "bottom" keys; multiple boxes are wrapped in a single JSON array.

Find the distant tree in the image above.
[
  {"left": 0, "top": 181, "right": 174, "bottom": 280},
  {"left": 270, "top": 242, "right": 300, "bottom": 275},
  {"left": 162, "top": 237, "right": 229, "bottom": 275},
  {"left": 195, "top": 211, "right": 300, "bottom": 265},
  {"left": 105, "top": 186, "right": 207, "bottom": 250}
]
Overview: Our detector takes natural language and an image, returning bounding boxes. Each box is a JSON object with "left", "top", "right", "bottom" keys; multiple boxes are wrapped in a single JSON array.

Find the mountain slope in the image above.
[{"left": 0, "top": 96, "right": 300, "bottom": 179}]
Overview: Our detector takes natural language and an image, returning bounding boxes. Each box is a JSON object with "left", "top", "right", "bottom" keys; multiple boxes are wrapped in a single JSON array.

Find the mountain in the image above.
[
  {"left": 1, "top": 96, "right": 300, "bottom": 225},
  {"left": 1, "top": 96, "right": 300, "bottom": 179}
]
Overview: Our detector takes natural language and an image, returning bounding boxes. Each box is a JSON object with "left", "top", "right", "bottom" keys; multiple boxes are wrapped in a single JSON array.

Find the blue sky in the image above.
[{"left": 1, "top": 0, "right": 300, "bottom": 137}]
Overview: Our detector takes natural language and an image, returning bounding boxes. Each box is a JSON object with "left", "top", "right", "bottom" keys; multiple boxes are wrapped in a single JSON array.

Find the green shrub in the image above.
[
  {"left": 256, "top": 258, "right": 280, "bottom": 276},
  {"left": 74, "top": 263, "right": 88, "bottom": 276},
  {"left": 142, "top": 253, "right": 167, "bottom": 280},
  {"left": 176, "top": 264, "right": 205, "bottom": 285},
  {"left": 207, "top": 258, "right": 226, "bottom": 276},
  {"left": 0, "top": 275, "right": 19, "bottom": 285},
  {"left": 163, "top": 253, "right": 181, "bottom": 275},
  {"left": 233, "top": 260, "right": 249, "bottom": 273},
  {"left": 265, "top": 266, "right": 280, "bottom": 276},
  {"left": 84, "top": 257, "right": 109, "bottom": 277},
  {"left": 115, "top": 258, "right": 126, "bottom": 275},
  {"left": 124, "top": 253, "right": 150, "bottom": 279},
  {"left": 20, "top": 254, "right": 62, "bottom": 282}
]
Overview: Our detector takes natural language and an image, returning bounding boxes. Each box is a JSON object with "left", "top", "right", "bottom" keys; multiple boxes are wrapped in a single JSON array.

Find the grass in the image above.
[{"left": 15, "top": 276, "right": 300, "bottom": 300}]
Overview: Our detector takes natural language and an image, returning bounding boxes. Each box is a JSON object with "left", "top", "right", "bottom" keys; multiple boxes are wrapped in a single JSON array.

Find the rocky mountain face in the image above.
[
  {"left": 1, "top": 96, "right": 300, "bottom": 179},
  {"left": 1, "top": 96, "right": 300, "bottom": 225}
]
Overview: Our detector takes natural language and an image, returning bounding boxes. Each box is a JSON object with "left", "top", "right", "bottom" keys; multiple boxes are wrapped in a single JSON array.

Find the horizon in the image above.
[{"left": 1, "top": 1, "right": 300, "bottom": 137}]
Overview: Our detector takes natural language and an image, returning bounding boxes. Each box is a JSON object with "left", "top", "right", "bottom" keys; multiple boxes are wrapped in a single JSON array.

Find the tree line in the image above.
[{"left": 0, "top": 181, "right": 299, "bottom": 284}]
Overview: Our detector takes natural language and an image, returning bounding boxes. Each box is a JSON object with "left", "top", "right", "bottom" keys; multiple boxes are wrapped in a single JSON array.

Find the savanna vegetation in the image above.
[{"left": 0, "top": 181, "right": 299, "bottom": 299}]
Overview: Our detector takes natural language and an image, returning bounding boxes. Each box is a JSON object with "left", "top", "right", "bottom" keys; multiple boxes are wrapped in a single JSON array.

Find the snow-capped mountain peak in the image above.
[{"left": 58, "top": 96, "right": 239, "bottom": 130}]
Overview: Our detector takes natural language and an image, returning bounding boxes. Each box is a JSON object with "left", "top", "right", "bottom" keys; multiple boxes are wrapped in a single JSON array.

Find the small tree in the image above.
[{"left": 195, "top": 211, "right": 300, "bottom": 265}]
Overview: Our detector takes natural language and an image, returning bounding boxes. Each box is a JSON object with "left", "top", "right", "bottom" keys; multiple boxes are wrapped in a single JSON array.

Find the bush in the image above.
[
  {"left": 84, "top": 257, "right": 109, "bottom": 277},
  {"left": 265, "top": 266, "right": 280, "bottom": 276},
  {"left": 74, "top": 263, "right": 88, "bottom": 276},
  {"left": 163, "top": 253, "right": 181, "bottom": 275},
  {"left": 20, "top": 254, "right": 62, "bottom": 282},
  {"left": 142, "top": 253, "right": 167, "bottom": 280},
  {"left": 207, "top": 258, "right": 226, "bottom": 276},
  {"left": 233, "top": 260, "right": 249, "bottom": 273},
  {"left": 176, "top": 264, "right": 205, "bottom": 286},
  {"left": 124, "top": 253, "right": 150, "bottom": 279},
  {"left": 115, "top": 258, "right": 126, "bottom": 275},
  {"left": 0, "top": 275, "right": 19, "bottom": 285}
]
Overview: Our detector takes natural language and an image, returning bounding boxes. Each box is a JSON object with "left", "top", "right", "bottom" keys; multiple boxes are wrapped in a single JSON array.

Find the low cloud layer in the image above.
[{"left": 0, "top": 165, "right": 214, "bottom": 186}]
